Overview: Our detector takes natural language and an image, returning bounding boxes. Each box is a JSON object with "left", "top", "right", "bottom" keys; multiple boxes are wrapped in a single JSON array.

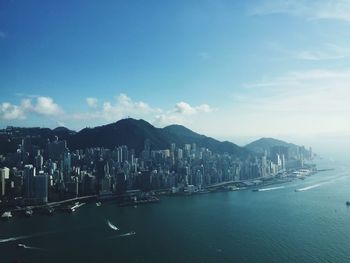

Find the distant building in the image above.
[
  {"left": 34, "top": 172, "right": 48, "bottom": 204},
  {"left": 23, "top": 165, "right": 36, "bottom": 201},
  {"left": 0, "top": 167, "right": 10, "bottom": 196}
]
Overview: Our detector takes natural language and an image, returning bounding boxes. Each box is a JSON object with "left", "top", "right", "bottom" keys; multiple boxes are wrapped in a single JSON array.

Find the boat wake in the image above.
[
  {"left": 0, "top": 235, "right": 31, "bottom": 243},
  {"left": 107, "top": 220, "right": 119, "bottom": 231},
  {"left": 17, "top": 243, "right": 44, "bottom": 250},
  {"left": 295, "top": 183, "right": 324, "bottom": 192},
  {"left": 295, "top": 175, "right": 349, "bottom": 192},
  {"left": 0, "top": 230, "right": 61, "bottom": 244},
  {"left": 257, "top": 186, "right": 285, "bottom": 192},
  {"left": 103, "top": 231, "right": 136, "bottom": 240},
  {"left": 117, "top": 231, "right": 136, "bottom": 237}
]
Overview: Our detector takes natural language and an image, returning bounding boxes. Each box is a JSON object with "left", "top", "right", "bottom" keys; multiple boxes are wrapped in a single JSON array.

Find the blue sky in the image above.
[{"left": 1, "top": 0, "right": 350, "bottom": 154}]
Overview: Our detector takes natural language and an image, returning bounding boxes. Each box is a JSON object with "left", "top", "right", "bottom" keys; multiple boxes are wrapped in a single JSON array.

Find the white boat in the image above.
[
  {"left": 96, "top": 202, "right": 101, "bottom": 207},
  {"left": 64, "top": 202, "right": 86, "bottom": 212},
  {"left": 17, "top": 243, "right": 27, "bottom": 248},
  {"left": 71, "top": 202, "right": 86, "bottom": 211},
  {"left": 1, "top": 211, "right": 12, "bottom": 219},
  {"left": 25, "top": 209, "right": 33, "bottom": 217}
]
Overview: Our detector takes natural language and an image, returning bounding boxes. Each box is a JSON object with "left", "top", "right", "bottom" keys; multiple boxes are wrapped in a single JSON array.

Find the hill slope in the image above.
[
  {"left": 245, "top": 137, "right": 311, "bottom": 158},
  {"left": 67, "top": 119, "right": 251, "bottom": 157}
]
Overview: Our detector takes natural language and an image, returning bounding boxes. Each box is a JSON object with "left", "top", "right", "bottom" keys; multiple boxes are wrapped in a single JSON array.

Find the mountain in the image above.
[
  {"left": 162, "top": 125, "right": 249, "bottom": 156},
  {"left": 245, "top": 138, "right": 293, "bottom": 153},
  {"left": 0, "top": 119, "right": 251, "bottom": 157},
  {"left": 245, "top": 137, "right": 310, "bottom": 157},
  {"left": 67, "top": 119, "right": 169, "bottom": 153},
  {"left": 67, "top": 119, "right": 251, "bottom": 157}
]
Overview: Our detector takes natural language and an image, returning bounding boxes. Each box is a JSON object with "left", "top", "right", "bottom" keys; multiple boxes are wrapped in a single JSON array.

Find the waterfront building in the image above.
[
  {"left": 34, "top": 172, "right": 48, "bottom": 204},
  {"left": 23, "top": 165, "right": 36, "bottom": 201}
]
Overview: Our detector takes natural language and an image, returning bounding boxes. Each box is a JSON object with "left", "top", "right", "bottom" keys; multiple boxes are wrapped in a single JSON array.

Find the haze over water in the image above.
[{"left": 1, "top": 159, "right": 350, "bottom": 263}]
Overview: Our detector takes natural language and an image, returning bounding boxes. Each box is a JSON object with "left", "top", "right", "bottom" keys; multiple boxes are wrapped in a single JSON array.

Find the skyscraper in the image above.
[
  {"left": 34, "top": 172, "right": 48, "bottom": 204},
  {"left": 0, "top": 167, "right": 10, "bottom": 196},
  {"left": 23, "top": 164, "right": 36, "bottom": 201}
]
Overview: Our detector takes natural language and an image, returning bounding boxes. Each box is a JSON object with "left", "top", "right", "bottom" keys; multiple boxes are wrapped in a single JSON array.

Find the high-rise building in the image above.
[
  {"left": 177, "top": 149, "right": 183, "bottom": 160},
  {"left": 34, "top": 172, "right": 48, "bottom": 204},
  {"left": 21, "top": 137, "right": 32, "bottom": 154},
  {"left": 35, "top": 154, "right": 44, "bottom": 171},
  {"left": 142, "top": 139, "right": 151, "bottom": 161},
  {"left": 23, "top": 165, "right": 36, "bottom": 200},
  {"left": 62, "top": 151, "right": 72, "bottom": 180},
  {"left": 270, "top": 146, "right": 289, "bottom": 163},
  {"left": 261, "top": 155, "right": 267, "bottom": 177},
  {"left": 0, "top": 167, "right": 10, "bottom": 196}
]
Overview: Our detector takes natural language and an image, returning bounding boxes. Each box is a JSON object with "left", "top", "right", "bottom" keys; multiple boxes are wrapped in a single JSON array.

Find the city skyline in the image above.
[{"left": 1, "top": 0, "right": 350, "bottom": 158}]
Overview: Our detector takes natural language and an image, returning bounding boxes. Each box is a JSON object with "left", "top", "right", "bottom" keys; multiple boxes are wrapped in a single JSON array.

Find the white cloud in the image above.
[
  {"left": 0, "top": 93, "right": 214, "bottom": 131},
  {"left": 175, "top": 101, "right": 213, "bottom": 115},
  {"left": 0, "top": 96, "right": 63, "bottom": 120},
  {"left": 86, "top": 97, "right": 98, "bottom": 108},
  {"left": 62, "top": 94, "right": 213, "bottom": 128},
  {"left": 175, "top": 102, "right": 197, "bottom": 115},
  {"left": 97, "top": 93, "right": 156, "bottom": 121},
  {"left": 251, "top": 0, "right": 350, "bottom": 22},
  {"left": 33, "top": 97, "right": 63, "bottom": 116},
  {"left": 0, "top": 102, "right": 26, "bottom": 120}
]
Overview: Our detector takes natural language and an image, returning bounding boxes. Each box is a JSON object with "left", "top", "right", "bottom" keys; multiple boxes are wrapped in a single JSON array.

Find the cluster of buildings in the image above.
[{"left": 0, "top": 134, "right": 312, "bottom": 206}]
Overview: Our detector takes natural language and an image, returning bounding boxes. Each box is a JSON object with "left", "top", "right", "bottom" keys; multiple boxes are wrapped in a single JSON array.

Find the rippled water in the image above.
[{"left": 1, "top": 159, "right": 350, "bottom": 263}]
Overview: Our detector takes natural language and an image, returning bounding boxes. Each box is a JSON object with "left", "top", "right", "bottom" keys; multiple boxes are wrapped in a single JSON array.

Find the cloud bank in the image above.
[
  {"left": 0, "top": 93, "right": 213, "bottom": 129},
  {"left": 0, "top": 96, "right": 63, "bottom": 120}
]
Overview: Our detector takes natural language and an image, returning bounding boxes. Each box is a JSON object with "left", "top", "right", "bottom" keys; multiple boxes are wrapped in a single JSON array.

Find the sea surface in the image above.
[{"left": 1, "top": 159, "right": 350, "bottom": 263}]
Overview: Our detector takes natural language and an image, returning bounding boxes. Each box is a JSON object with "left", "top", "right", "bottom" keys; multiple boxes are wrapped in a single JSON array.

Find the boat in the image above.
[
  {"left": 118, "top": 196, "right": 160, "bottom": 207},
  {"left": 346, "top": 201, "right": 350, "bottom": 206},
  {"left": 96, "top": 202, "right": 101, "bottom": 207},
  {"left": 63, "top": 202, "right": 86, "bottom": 212},
  {"left": 17, "top": 243, "right": 27, "bottom": 249},
  {"left": 1, "top": 211, "right": 12, "bottom": 219},
  {"left": 25, "top": 209, "right": 33, "bottom": 217},
  {"left": 45, "top": 207, "right": 55, "bottom": 215}
]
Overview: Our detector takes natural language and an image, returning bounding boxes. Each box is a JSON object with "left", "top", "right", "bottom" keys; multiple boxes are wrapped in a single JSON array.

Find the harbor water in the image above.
[{"left": 1, "top": 159, "right": 350, "bottom": 263}]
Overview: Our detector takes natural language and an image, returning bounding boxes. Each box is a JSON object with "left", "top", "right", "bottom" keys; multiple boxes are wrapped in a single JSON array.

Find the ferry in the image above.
[
  {"left": 71, "top": 202, "right": 86, "bottom": 212},
  {"left": 1, "top": 211, "right": 12, "bottom": 219},
  {"left": 63, "top": 202, "right": 86, "bottom": 212}
]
